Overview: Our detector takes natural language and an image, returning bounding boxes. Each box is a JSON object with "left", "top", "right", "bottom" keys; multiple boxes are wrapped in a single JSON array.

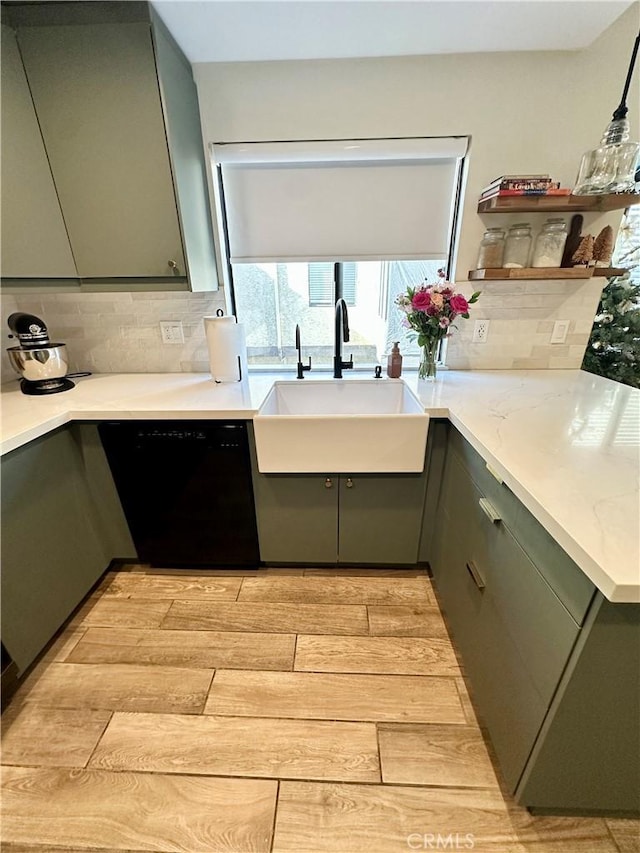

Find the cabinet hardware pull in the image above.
[
  {"left": 168, "top": 260, "right": 180, "bottom": 276},
  {"left": 466, "top": 561, "right": 486, "bottom": 590},
  {"left": 324, "top": 478, "right": 333, "bottom": 489},
  {"left": 485, "top": 463, "right": 504, "bottom": 485},
  {"left": 479, "top": 497, "right": 501, "bottom": 524},
  {"left": 345, "top": 478, "right": 353, "bottom": 489}
]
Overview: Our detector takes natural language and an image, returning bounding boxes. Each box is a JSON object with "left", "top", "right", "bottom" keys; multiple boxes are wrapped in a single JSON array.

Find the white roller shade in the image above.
[{"left": 213, "top": 137, "right": 468, "bottom": 263}]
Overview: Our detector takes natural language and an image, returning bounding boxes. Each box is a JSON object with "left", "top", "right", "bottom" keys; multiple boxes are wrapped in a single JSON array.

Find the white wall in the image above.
[{"left": 195, "top": 3, "right": 639, "bottom": 369}]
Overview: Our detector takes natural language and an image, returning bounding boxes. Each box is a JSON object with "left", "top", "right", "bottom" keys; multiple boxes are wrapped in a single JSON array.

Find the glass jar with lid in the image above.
[
  {"left": 532, "top": 219, "right": 568, "bottom": 268},
  {"left": 503, "top": 223, "right": 532, "bottom": 268},
  {"left": 476, "top": 227, "right": 505, "bottom": 269}
]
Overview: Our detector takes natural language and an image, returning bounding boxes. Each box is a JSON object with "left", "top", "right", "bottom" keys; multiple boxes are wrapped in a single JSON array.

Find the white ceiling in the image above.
[{"left": 151, "top": 0, "right": 634, "bottom": 64}]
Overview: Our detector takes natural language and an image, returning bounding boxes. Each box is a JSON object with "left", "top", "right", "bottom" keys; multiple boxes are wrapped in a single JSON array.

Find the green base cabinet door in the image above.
[
  {"left": 338, "top": 473, "right": 427, "bottom": 564},
  {"left": 253, "top": 474, "right": 338, "bottom": 564},
  {"left": 2, "top": 428, "right": 109, "bottom": 673},
  {"left": 1, "top": 424, "right": 135, "bottom": 675}
]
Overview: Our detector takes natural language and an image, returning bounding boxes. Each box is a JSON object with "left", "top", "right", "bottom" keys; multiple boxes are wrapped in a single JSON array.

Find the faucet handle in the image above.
[
  {"left": 296, "top": 356, "right": 312, "bottom": 379},
  {"left": 374, "top": 365, "right": 382, "bottom": 379},
  {"left": 345, "top": 354, "right": 354, "bottom": 370}
]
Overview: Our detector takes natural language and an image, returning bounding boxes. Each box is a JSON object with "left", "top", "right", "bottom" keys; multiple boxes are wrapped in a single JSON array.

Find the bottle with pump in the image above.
[{"left": 387, "top": 342, "right": 403, "bottom": 378}]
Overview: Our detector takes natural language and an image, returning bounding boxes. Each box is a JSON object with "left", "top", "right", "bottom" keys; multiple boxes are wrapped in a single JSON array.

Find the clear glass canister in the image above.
[
  {"left": 503, "top": 223, "right": 532, "bottom": 268},
  {"left": 532, "top": 219, "right": 568, "bottom": 268},
  {"left": 476, "top": 227, "right": 505, "bottom": 269}
]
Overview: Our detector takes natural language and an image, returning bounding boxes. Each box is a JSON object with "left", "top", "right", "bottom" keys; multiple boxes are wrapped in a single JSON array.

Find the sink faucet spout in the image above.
[{"left": 334, "top": 298, "right": 353, "bottom": 379}]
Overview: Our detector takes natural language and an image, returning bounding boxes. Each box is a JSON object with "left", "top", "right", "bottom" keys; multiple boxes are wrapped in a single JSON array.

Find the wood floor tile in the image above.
[
  {"left": 41, "top": 628, "right": 87, "bottom": 662},
  {"left": 66, "top": 628, "right": 295, "bottom": 670},
  {"left": 272, "top": 781, "right": 523, "bottom": 852},
  {"left": 100, "top": 573, "right": 242, "bottom": 600},
  {"left": 89, "top": 711, "right": 380, "bottom": 783},
  {"left": 2, "top": 845, "right": 154, "bottom": 852},
  {"left": 456, "top": 677, "right": 479, "bottom": 725},
  {"left": 295, "top": 635, "right": 461, "bottom": 676},
  {"left": 70, "top": 598, "right": 171, "bottom": 629},
  {"left": 19, "top": 663, "right": 212, "bottom": 714},
  {"left": 1, "top": 766, "right": 277, "bottom": 853},
  {"left": 205, "top": 669, "right": 466, "bottom": 724},
  {"left": 238, "top": 576, "right": 433, "bottom": 605},
  {"left": 507, "top": 806, "right": 622, "bottom": 852},
  {"left": 368, "top": 605, "right": 449, "bottom": 638},
  {"left": 378, "top": 723, "right": 499, "bottom": 788},
  {"left": 162, "top": 600, "right": 369, "bottom": 635},
  {"left": 604, "top": 819, "right": 640, "bottom": 853},
  {"left": 1, "top": 706, "right": 111, "bottom": 768},
  {"left": 303, "top": 568, "right": 429, "bottom": 577}
]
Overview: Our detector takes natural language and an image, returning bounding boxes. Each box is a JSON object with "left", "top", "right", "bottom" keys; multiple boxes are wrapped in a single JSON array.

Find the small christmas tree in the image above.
[
  {"left": 572, "top": 234, "right": 594, "bottom": 266},
  {"left": 592, "top": 225, "right": 614, "bottom": 267},
  {"left": 582, "top": 209, "right": 640, "bottom": 389},
  {"left": 582, "top": 275, "right": 640, "bottom": 388}
]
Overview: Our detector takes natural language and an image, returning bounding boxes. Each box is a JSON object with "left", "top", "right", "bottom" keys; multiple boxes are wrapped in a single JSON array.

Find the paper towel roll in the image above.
[{"left": 204, "top": 315, "right": 248, "bottom": 382}]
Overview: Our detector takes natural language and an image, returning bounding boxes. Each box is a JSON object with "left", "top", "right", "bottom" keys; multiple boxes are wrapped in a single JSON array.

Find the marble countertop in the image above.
[{"left": 2, "top": 369, "right": 638, "bottom": 603}]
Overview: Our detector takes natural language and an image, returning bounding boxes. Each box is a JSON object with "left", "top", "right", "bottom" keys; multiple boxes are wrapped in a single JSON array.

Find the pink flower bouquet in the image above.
[{"left": 396, "top": 269, "right": 480, "bottom": 379}]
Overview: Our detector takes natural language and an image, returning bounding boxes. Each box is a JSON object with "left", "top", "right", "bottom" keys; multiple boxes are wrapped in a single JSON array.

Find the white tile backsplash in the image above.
[
  {"left": 1, "top": 288, "right": 226, "bottom": 383},
  {"left": 1, "top": 275, "right": 602, "bottom": 383}
]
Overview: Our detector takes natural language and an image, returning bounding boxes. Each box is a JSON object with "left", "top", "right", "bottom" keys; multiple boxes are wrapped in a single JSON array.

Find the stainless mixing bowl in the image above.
[{"left": 7, "top": 344, "right": 70, "bottom": 382}]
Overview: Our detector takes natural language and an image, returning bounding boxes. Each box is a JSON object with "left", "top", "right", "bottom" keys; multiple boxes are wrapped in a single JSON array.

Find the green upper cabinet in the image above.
[
  {"left": 0, "top": 25, "right": 77, "bottom": 278},
  {"left": 2, "top": 2, "right": 218, "bottom": 290}
]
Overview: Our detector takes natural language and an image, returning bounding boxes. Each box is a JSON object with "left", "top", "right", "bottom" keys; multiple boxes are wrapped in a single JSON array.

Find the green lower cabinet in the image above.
[
  {"left": 338, "top": 473, "right": 427, "bottom": 564},
  {"left": 433, "top": 424, "right": 639, "bottom": 814},
  {"left": 1, "top": 424, "right": 135, "bottom": 674},
  {"left": 251, "top": 474, "right": 338, "bottom": 564},
  {"left": 253, "top": 471, "right": 427, "bottom": 565}
]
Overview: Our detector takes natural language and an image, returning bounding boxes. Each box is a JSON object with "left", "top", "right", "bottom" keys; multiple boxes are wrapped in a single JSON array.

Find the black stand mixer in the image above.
[{"left": 6, "top": 312, "right": 75, "bottom": 395}]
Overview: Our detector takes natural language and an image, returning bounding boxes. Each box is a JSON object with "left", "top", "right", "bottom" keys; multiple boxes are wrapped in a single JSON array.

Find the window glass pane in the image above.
[{"left": 233, "top": 259, "right": 446, "bottom": 369}]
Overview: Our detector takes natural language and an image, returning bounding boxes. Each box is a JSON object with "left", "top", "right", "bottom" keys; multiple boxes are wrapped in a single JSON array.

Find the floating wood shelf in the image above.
[
  {"left": 469, "top": 267, "right": 594, "bottom": 281},
  {"left": 477, "top": 193, "right": 640, "bottom": 214},
  {"left": 592, "top": 267, "right": 627, "bottom": 277}
]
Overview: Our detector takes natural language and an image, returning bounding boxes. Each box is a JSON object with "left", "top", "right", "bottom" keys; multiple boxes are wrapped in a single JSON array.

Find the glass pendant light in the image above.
[{"left": 573, "top": 32, "right": 640, "bottom": 196}]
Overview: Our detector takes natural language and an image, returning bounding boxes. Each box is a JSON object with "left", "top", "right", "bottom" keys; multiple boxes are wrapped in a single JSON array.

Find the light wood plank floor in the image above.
[{"left": 1, "top": 566, "right": 635, "bottom": 853}]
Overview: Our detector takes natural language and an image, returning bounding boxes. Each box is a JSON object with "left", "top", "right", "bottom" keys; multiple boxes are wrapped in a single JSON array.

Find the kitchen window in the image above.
[{"left": 212, "top": 137, "right": 467, "bottom": 369}]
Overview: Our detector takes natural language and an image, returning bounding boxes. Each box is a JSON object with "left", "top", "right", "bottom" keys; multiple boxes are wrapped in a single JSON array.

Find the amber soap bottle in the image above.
[{"left": 387, "top": 342, "right": 403, "bottom": 378}]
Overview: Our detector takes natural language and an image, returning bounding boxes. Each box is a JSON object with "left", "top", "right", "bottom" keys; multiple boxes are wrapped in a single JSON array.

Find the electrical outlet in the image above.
[
  {"left": 472, "top": 319, "right": 490, "bottom": 343},
  {"left": 160, "top": 321, "right": 184, "bottom": 344},
  {"left": 550, "top": 320, "right": 570, "bottom": 345}
]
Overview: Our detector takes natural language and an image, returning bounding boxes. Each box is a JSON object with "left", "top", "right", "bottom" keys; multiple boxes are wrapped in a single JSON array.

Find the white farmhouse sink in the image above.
[{"left": 253, "top": 379, "right": 429, "bottom": 473}]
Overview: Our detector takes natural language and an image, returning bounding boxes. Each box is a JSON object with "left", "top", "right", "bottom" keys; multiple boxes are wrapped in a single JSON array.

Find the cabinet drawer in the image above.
[
  {"left": 433, "top": 505, "right": 549, "bottom": 790},
  {"left": 448, "top": 427, "right": 519, "bottom": 529},
  {"left": 440, "top": 452, "right": 580, "bottom": 704},
  {"left": 448, "top": 427, "right": 595, "bottom": 624}
]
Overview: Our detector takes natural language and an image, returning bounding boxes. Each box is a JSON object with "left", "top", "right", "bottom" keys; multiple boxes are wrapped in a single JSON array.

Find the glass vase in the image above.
[{"left": 418, "top": 341, "right": 438, "bottom": 381}]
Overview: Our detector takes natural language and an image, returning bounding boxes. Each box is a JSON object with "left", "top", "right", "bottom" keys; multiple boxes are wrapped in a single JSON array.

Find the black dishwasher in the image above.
[{"left": 98, "top": 421, "right": 259, "bottom": 568}]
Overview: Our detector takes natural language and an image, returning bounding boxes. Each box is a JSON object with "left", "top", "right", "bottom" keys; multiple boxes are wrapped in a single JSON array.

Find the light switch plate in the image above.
[{"left": 550, "top": 320, "right": 570, "bottom": 344}]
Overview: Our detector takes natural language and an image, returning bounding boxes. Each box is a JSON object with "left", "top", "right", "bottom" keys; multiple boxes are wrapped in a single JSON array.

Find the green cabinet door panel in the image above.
[
  {"left": 417, "top": 419, "right": 448, "bottom": 565},
  {"left": 1, "top": 428, "right": 110, "bottom": 673},
  {"left": 432, "top": 502, "right": 548, "bottom": 791},
  {"left": 433, "top": 440, "right": 582, "bottom": 792},
  {"left": 253, "top": 474, "right": 338, "bottom": 564},
  {"left": 0, "top": 25, "right": 77, "bottom": 278},
  {"left": 338, "top": 472, "right": 427, "bottom": 564},
  {"left": 151, "top": 11, "right": 219, "bottom": 292},
  {"left": 518, "top": 596, "right": 640, "bottom": 813},
  {"left": 17, "top": 22, "right": 184, "bottom": 279}
]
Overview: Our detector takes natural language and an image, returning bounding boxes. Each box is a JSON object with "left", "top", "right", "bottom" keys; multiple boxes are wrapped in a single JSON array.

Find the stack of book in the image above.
[{"left": 479, "top": 175, "right": 571, "bottom": 201}]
